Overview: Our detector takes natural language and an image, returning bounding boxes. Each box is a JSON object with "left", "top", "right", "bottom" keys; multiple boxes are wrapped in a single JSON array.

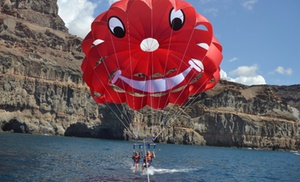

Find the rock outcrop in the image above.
[
  {"left": 1, "top": 0, "right": 299, "bottom": 151},
  {"left": 124, "top": 81, "right": 300, "bottom": 151}
]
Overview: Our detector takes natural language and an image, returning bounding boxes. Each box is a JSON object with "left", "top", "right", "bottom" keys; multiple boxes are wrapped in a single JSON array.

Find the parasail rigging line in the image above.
[
  {"left": 148, "top": 16, "right": 206, "bottom": 140},
  {"left": 90, "top": 35, "right": 137, "bottom": 139},
  {"left": 152, "top": 75, "right": 212, "bottom": 141},
  {"left": 93, "top": 67, "right": 136, "bottom": 137},
  {"left": 81, "top": 0, "right": 222, "bottom": 157}
]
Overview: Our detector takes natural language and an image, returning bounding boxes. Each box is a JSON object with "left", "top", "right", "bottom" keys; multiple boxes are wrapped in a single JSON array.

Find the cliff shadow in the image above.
[
  {"left": 64, "top": 122, "right": 118, "bottom": 139},
  {"left": 1, "top": 119, "right": 28, "bottom": 133}
]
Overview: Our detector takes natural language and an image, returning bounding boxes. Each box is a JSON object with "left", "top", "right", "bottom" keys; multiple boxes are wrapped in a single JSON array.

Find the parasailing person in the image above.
[
  {"left": 132, "top": 152, "right": 141, "bottom": 172},
  {"left": 142, "top": 150, "right": 156, "bottom": 174}
]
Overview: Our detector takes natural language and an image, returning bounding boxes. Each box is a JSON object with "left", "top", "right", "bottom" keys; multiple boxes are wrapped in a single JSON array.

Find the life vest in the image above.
[
  {"left": 133, "top": 154, "right": 140, "bottom": 163},
  {"left": 145, "top": 154, "right": 152, "bottom": 163}
]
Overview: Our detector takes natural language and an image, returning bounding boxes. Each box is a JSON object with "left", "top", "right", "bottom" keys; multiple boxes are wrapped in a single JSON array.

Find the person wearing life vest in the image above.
[
  {"left": 142, "top": 150, "right": 155, "bottom": 173},
  {"left": 132, "top": 152, "right": 140, "bottom": 172}
]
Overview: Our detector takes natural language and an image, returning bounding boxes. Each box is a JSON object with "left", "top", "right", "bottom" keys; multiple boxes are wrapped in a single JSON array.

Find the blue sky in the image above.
[{"left": 57, "top": 0, "right": 300, "bottom": 86}]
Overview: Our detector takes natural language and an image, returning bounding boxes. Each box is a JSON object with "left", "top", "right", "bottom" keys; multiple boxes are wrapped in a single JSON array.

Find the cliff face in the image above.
[
  {"left": 1, "top": 0, "right": 299, "bottom": 150},
  {"left": 124, "top": 81, "right": 300, "bottom": 150},
  {"left": 0, "top": 0, "right": 125, "bottom": 139}
]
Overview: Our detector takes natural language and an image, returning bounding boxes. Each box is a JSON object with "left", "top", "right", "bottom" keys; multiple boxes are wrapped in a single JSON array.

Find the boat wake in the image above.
[
  {"left": 154, "top": 167, "right": 197, "bottom": 174},
  {"left": 141, "top": 166, "right": 197, "bottom": 175}
]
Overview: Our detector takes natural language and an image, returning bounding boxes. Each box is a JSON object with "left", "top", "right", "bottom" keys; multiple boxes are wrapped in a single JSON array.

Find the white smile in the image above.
[
  {"left": 111, "top": 58, "right": 204, "bottom": 93},
  {"left": 94, "top": 38, "right": 209, "bottom": 93}
]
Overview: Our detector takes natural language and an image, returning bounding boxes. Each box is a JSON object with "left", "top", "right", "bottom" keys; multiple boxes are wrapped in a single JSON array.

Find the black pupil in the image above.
[
  {"left": 113, "top": 27, "right": 125, "bottom": 38},
  {"left": 171, "top": 18, "right": 183, "bottom": 31}
]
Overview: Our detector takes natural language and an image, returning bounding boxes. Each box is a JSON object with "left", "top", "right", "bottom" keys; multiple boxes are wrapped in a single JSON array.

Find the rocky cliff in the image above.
[
  {"left": 0, "top": 0, "right": 126, "bottom": 139},
  {"left": 1, "top": 0, "right": 299, "bottom": 151}
]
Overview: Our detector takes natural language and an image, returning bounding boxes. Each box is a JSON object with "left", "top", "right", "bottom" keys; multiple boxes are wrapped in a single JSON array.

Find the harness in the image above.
[
  {"left": 133, "top": 154, "right": 140, "bottom": 163},
  {"left": 145, "top": 154, "right": 152, "bottom": 163}
]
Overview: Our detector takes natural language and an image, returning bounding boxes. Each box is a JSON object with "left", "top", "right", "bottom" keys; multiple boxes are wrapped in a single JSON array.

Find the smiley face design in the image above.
[{"left": 81, "top": 0, "right": 223, "bottom": 110}]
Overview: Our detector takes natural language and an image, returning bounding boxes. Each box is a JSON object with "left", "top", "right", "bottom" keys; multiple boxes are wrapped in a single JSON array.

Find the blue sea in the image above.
[{"left": 0, "top": 133, "right": 299, "bottom": 182}]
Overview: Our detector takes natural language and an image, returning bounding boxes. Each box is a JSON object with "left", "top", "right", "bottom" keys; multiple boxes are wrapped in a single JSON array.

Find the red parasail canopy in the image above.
[{"left": 81, "top": 0, "right": 223, "bottom": 110}]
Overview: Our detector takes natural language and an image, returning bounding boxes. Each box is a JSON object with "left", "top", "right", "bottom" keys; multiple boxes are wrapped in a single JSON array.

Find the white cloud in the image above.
[
  {"left": 221, "top": 65, "right": 266, "bottom": 85},
  {"left": 220, "top": 69, "right": 228, "bottom": 79},
  {"left": 109, "top": 0, "right": 120, "bottom": 5},
  {"left": 229, "top": 75, "right": 266, "bottom": 86},
  {"left": 242, "top": 0, "right": 258, "bottom": 11},
  {"left": 228, "top": 57, "right": 238, "bottom": 63},
  {"left": 230, "top": 64, "right": 259, "bottom": 77},
  {"left": 57, "top": 0, "right": 97, "bottom": 38},
  {"left": 275, "top": 66, "right": 293, "bottom": 75}
]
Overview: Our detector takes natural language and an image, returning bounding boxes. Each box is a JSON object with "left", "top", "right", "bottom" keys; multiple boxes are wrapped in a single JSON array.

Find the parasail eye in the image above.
[
  {"left": 108, "top": 16, "right": 125, "bottom": 38},
  {"left": 169, "top": 8, "right": 184, "bottom": 31}
]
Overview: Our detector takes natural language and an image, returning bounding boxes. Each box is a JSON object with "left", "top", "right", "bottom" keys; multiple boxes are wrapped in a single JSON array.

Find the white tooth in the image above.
[
  {"left": 111, "top": 66, "right": 192, "bottom": 93},
  {"left": 93, "top": 39, "right": 104, "bottom": 46},
  {"left": 197, "top": 43, "right": 209, "bottom": 50}
]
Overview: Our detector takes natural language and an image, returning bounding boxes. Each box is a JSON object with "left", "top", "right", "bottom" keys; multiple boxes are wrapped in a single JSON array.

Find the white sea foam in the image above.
[
  {"left": 155, "top": 168, "right": 196, "bottom": 174},
  {"left": 291, "top": 151, "right": 300, "bottom": 156},
  {"left": 141, "top": 166, "right": 197, "bottom": 175}
]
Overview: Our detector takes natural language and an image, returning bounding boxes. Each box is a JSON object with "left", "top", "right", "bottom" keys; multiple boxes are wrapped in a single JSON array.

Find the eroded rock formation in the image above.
[{"left": 0, "top": 0, "right": 299, "bottom": 150}]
